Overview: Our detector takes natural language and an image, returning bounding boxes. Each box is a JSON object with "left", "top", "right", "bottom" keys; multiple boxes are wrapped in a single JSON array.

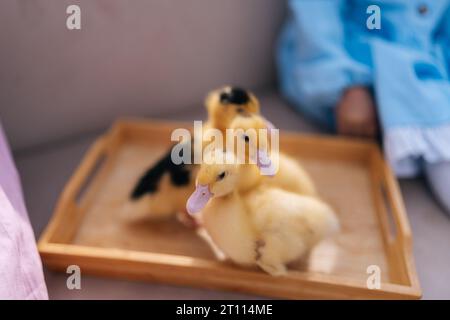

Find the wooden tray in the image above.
[{"left": 38, "top": 118, "right": 421, "bottom": 299}]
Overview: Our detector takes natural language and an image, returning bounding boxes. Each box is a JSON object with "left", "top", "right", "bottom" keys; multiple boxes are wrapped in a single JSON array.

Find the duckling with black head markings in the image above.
[
  {"left": 187, "top": 150, "right": 339, "bottom": 276},
  {"left": 203, "top": 86, "right": 260, "bottom": 134}
]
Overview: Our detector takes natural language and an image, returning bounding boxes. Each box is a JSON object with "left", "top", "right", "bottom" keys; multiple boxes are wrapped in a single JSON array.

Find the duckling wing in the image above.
[
  {"left": 245, "top": 188, "right": 339, "bottom": 255},
  {"left": 267, "top": 154, "right": 317, "bottom": 196},
  {"left": 202, "top": 195, "right": 257, "bottom": 266}
]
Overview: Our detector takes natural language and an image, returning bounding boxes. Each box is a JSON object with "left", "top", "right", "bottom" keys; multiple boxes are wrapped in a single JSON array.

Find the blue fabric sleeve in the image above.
[{"left": 277, "top": 0, "right": 371, "bottom": 127}]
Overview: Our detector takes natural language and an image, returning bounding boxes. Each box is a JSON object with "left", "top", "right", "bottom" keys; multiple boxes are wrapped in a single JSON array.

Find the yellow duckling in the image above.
[
  {"left": 203, "top": 86, "right": 260, "bottom": 133},
  {"left": 125, "top": 86, "right": 261, "bottom": 223},
  {"left": 228, "top": 114, "right": 317, "bottom": 196},
  {"left": 186, "top": 150, "right": 339, "bottom": 276}
]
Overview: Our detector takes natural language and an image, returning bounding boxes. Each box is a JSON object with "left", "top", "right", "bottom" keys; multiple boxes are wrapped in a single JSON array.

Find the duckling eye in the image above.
[{"left": 217, "top": 171, "right": 226, "bottom": 181}]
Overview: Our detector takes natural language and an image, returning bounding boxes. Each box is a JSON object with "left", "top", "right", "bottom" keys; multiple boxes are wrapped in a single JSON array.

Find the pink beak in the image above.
[
  {"left": 257, "top": 149, "right": 271, "bottom": 168},
  {"left": 186, "top": 184, "right": 213, "bottom": 215},
  {"left": 256, "top": 149, "right": 275, "bottom": 177},
  {"left": 254, "top": 120, "right": 276, "bottom": 176}
]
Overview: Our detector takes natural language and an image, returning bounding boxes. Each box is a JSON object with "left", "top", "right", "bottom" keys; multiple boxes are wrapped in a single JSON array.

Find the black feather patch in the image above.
[
  {"left": 219, "top": 87, "right": 250, "bottom": 105},
  {"left": 130, "top": 142, "right": 193, "bottom": 200}
]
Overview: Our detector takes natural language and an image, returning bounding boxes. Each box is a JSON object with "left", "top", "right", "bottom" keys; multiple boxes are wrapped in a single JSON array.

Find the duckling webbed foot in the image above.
[
  {"left": 196, "top": 228, "right": 227, "bottom": 261},
  {"left": 254, "top": 238, "right": 287, "bottom": 276},
  {"left": 256, "top": 261, "right": 287, "bottom": 276}
]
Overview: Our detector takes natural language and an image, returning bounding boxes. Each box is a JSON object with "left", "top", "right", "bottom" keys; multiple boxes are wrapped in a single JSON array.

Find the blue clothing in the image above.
[{"left": 278, "top": 0, "right": 450, "bottom": 177}]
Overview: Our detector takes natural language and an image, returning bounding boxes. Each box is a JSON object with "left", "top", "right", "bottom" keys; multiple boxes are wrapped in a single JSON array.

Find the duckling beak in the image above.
[
  {"left": 257, "top": 149, "right": 276, "bottom": 177},
  {"left": 257, "top": 149, "right": 272, "bottom": 168},
  {"left": 255, "top": 119, "right": 277, "bottom": 176},
  {"left": 186, "top": 184, "right": 213, "bottom": 215}
]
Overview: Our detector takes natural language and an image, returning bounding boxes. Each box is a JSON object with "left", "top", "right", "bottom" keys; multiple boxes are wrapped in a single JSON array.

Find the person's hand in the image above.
[{"left": 336, "top": 86, "right": 378, "bottom": 138}]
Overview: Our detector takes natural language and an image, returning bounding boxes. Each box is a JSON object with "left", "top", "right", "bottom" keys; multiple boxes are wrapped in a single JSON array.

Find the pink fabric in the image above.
[{"left": 0, "top": 124, "right": 48, "bottom": 299}]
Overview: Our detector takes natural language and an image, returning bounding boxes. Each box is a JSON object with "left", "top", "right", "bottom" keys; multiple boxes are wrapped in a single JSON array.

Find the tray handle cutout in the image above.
[
  {"left": 40, "top": 135, "right": 109, "bottom": 244},
  {"left": 379, "top": 162, "right": 412, "bottom": 251},
  {"left": 61, "top": 136, "right": 108, "bottom": 208}
]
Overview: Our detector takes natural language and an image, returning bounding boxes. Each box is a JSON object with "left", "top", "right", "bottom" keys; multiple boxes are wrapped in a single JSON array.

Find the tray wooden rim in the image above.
[{"left": 38, "top": 118, "right": 422, "bottom": 299}]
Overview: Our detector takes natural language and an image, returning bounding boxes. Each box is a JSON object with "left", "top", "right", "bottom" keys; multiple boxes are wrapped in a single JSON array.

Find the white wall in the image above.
[{"left": 0, "top": 0, "right": 285, "bottom": 150}]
